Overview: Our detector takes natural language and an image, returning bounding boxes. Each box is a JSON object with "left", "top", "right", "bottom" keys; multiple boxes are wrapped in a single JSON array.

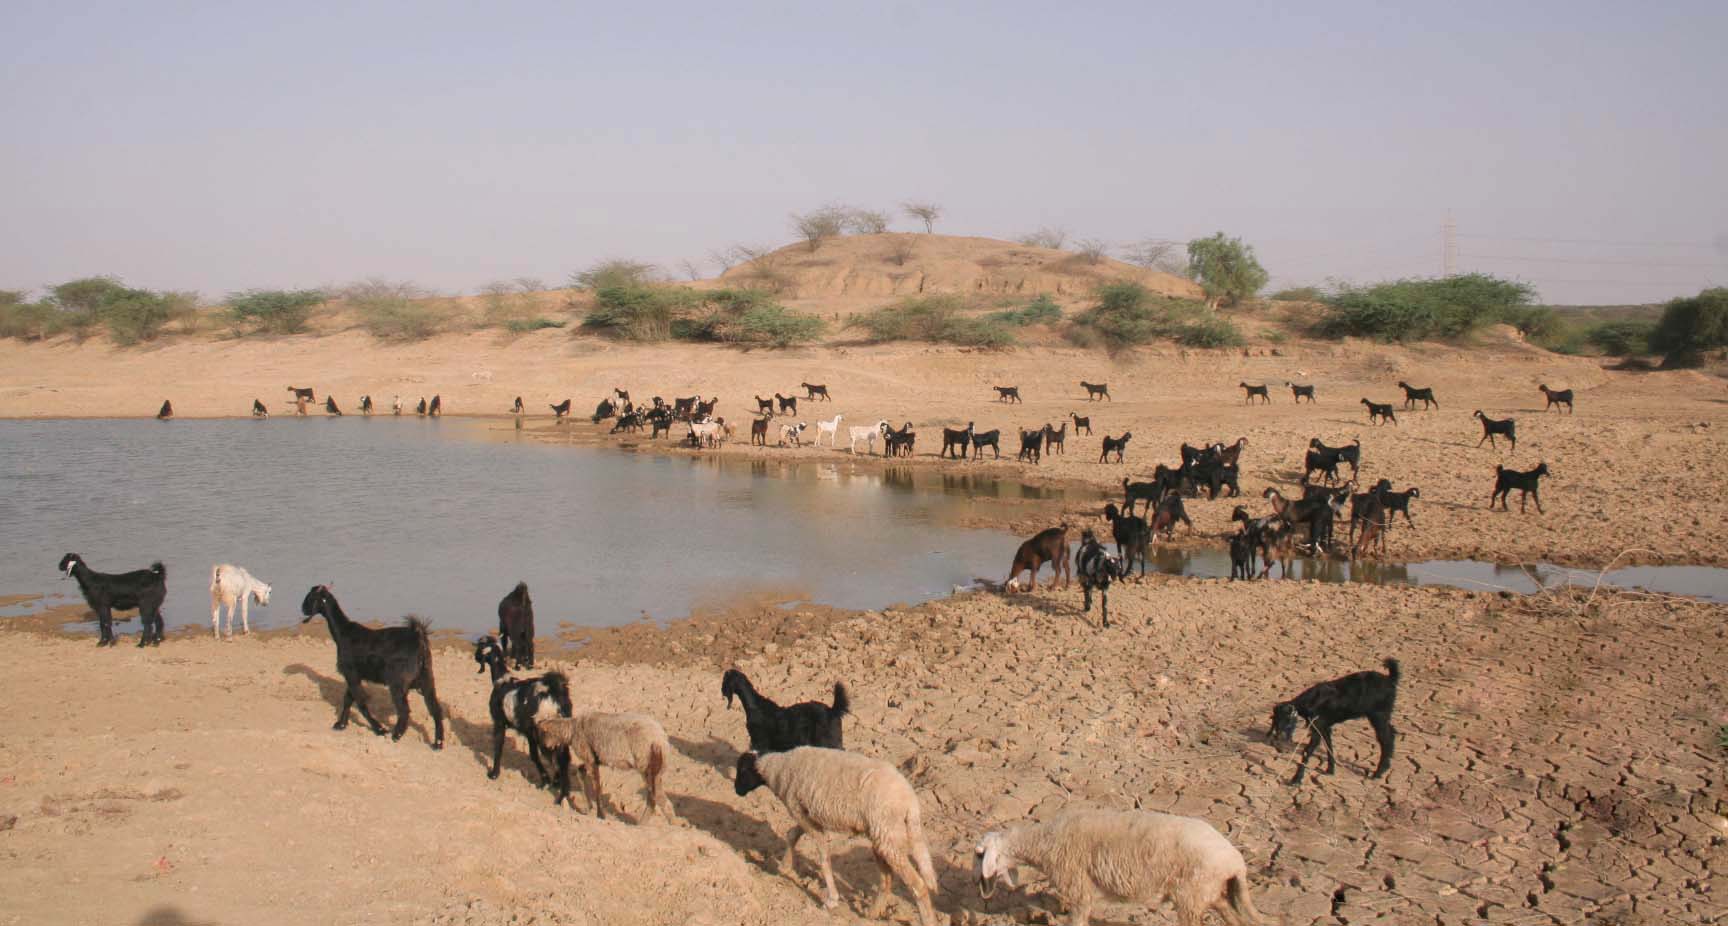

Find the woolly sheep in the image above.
[
  {"left": 734, "top": 747, "right": 938, "bottom": 926},
  {"left": 537, "top": 712, "right": 670, "bottom": 822},
  {"left": 975, "top": 808, "right": 1260, "bottom": 926}
]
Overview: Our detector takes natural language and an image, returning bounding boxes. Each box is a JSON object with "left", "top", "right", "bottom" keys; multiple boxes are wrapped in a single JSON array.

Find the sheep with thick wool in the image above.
[
  {"left": 975, "top": 808, "right": 1260, "bottom": 926},
  {"left": 734, "top": 747, "right": 938, "bottom": 926},
  {"left": 537, "top": 712, "right": 670, "bottom": 822}
]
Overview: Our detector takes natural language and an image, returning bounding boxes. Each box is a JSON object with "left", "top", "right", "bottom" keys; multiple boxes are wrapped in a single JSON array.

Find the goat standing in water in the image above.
[{"left": 210, "top": 564, "right": 271, "bottom": 638}]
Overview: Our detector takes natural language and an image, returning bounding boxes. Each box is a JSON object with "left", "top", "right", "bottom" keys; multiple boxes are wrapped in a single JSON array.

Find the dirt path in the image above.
[{"left": 2, "top": 578, "right": 1721, "bottom": 925}]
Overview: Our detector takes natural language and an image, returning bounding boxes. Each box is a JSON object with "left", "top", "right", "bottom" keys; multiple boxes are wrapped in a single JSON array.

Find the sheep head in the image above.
[{"left": 975, "top": 831, "right": 1016, "bottom": 898}]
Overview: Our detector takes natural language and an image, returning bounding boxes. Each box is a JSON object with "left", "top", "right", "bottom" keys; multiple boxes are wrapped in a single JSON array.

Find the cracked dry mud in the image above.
[{"left": 1, "top": 578, "right": 1722, "bottom": 925}]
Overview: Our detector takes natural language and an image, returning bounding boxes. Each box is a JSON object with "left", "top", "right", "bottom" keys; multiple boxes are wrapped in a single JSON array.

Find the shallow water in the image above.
[
  {"left": 2, "top": 419, "right": 1721, "bottom": 641},
  {"left": 0, "top": 418, "right": 1031, "bottom": 636}
]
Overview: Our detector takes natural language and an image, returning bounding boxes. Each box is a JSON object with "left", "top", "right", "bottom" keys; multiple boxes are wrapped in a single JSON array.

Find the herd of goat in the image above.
[
  {"left": 52, "top": 548, "right": 1406, "bottom": 925},
  {"left": 90, "top": 373, "right": 1578, "bottom": 924}
]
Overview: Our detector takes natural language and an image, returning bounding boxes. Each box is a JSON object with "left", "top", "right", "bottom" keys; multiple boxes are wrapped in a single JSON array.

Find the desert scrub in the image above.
[
  {"left": 1315, "top": 274, "right": 1535, "bottom": 342},
  {"left": 985, "top": 294, "right": 1062, "bottom": 327},
  {"left": 848, "top": 295, "right": 1016, "bottom": 348},
  {"left": 585, "top": 285, "right": 822, "bottom": 347},
  {"left": 228, "top": 289, "right": 326, "bottom": 335},
  {"left": 1065, "top": 282, "right": 1237, "bottom": 349},
  {"left": 342, "top": 281, "right": 452, "bottom": 341}
]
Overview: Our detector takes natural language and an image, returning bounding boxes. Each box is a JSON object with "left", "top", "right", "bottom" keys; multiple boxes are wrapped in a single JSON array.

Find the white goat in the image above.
[
  {"left": 209, "top": 564, "right": 271, "bottom": 638},
  {"left": 391, "top": 394, "right": 403, "bottom": 416},
  {"left": 734, "top": 747, "right": 938, "bottom": 926},
  {"left": 537, "top": 712, "right": 670, "bottom": 822},
  {"left": 976, "top": 808, "right": 1261, "bottom": 926},
  {"left": 847, "top": 419, "right": 889, "bottom": 455},
  {"left": 814, "top": 414, "right": 843, "bottom": 448},
  {"left": 688, "top": 418, "right": 731, "bottom": 449}
]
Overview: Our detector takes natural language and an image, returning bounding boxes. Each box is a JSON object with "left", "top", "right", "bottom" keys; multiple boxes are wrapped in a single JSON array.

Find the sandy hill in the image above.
[{"left": 717, "top": 233, "right": 1203, "bottom": 301}]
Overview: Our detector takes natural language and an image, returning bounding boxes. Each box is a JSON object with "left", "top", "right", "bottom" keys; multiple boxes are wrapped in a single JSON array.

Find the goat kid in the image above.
[{"left": 209, "top": 564, "right": 270, "bottom": 638}]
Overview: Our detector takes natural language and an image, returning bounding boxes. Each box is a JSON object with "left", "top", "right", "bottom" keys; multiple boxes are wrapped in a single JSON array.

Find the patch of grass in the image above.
[
  {"left": 1717, "top": 724, "right": 1728, "bottom": 752},
  {"left": 847, "top": 295, "right": 1017, "bottom": 348},
  {"left": 1316, "top": 274, "right": 1536, "bottom": 342},
  {"left": 1066, "top": 282, "right": 1239, "bottom": 350},
  {"left": 985, "top": 294, "right": 1062, "bottom": 327},
  {"left": 504, "top": 318, "right": 566, "bottom": 333}
]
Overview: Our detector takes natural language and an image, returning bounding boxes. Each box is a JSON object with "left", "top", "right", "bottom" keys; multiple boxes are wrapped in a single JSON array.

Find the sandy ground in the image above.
[
  {"left": 3, "top": 329, "right": 1725, "bottom": 566},
  {"left": 1, "top": 578, "right": 1723, "bottom": 926}
]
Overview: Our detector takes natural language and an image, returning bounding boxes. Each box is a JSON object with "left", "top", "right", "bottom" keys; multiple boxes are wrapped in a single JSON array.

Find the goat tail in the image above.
[
  {"left": 645, "top": 741, "right": 666, "bottom": 815},
  {"left": 1383, "top": 658, "right": 1401, "bottom": 684},
  {"left": 830, "top": 682, "right": 851, "bottom": 716},
  {"left": 407, "top": 615, "right": 433, "bottom": 660},
  {"left": 151, "top": 561, "right": 166, "bottom": 578},
  {"left": 1224, "top": 875, "right": 1262, "bottom": 924},
  {"left": 209, "top": 563, "right": 223, "bottom": 586}
]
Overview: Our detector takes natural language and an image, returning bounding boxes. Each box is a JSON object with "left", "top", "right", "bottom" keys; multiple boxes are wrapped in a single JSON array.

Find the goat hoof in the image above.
[
  {"left": 487, "top": 769, "right": 501, "bottom": 780},
  {"left": 430, "top": 741, "right": 443, "bottom": 751},
  {"left": 332, "top": 722, "right": 348, "bottom": 731}
]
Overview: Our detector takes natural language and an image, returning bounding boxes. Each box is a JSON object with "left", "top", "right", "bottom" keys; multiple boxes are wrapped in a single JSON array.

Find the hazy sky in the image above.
[{"left": 3, "top": 0, "right": 1724, "bottom": 304}]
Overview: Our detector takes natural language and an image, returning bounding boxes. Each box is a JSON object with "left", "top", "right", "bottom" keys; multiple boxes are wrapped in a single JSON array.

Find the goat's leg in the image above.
[
  {"left": 1531, "top": 489, "right": 1543, "bottom": 514},
  {"left": 488, "top": 721, "right": 508, "bottom": 779},
  {"left": 240, "top": 596, "right": 250, "bottom": 635},
  {"left": 418, "top": 678, "right": 444, "bottom": 749},
  {"left": 1319, "top": 723, "right": 1338, "bottom": 774},
  {"left": 212, "top": 596, "right": 222, "bottom": 638},
  {"left": 343, "top": 674, "right": 386, "bottom": 735},
  {"left": 387, "top": 683, "right": 413, "bottom": 741},
  {"left": 1100, "top": 588, "right": 1110, "bottom": 628},
  {"left": 1291, "top": 729, "right": 1321, "bottom": 784},
  {"left": 1368, "top": 714, "right": 1396, "bottom": 779}
]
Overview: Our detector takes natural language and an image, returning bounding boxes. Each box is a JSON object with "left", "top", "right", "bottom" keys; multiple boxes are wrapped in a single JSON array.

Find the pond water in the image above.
[
  {"left": 0, "top": 418, "right": 1035, "bottom": 636},
  {"left": 2, "top": 418, "right": 1720, "bottom": 641}
]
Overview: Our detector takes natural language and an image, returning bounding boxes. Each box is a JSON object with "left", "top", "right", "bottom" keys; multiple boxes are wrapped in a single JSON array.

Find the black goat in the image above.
[
  {"left": 1188, "top": 459, "right": 1241, "bottom": 500},
  {"left": 750, "top": 416, "right": 770, "bottom": 446},
  {"left": 1490, "top": 462, "right": 1550, "bottom": 513},
  {"left": 1016, "top": 427, "right": 1043, "bottom": 464},
  {"left": 1288, "top": 382, "right": 1315, "bottom": 403},
  {"left": 360, "top": 395, "right": 374, "bottom": 415},
  {"left": 755, "top": 395, "right": 774, "bottom": 415},
  {"left": 1538, "top": 384, "right": 1574, "bottom": 413},
  {"left": 1380, "top": 486, "right": 1420, "bottom": 528},
  {"left": 1301, "top": 442, "right": 1343, "bottom": 486},
  {"left": 647, "top": 408, "right": 675, "bottom": 439},
  {"left": 1075, "top": 529, "right": 1125, "bottom": 627},
  {"left": 550, "top": 398, "right": 572, "bottom": 420},
  {"left": 673, "top": 395, "right": 699, "bottom": 418},
  {"left": 1122, "top": 476, "right": 1164, "bottom": 517},
  {"left": 1397, "top": 382, "right": 1438, "bottom": 410},
  {"left": 512, "top": 396, "right": 525, "bottom": 414},
  {"left": 1147, "top": 494, "right": 1192, "bottom": 539},
  {"left": 1101, "top": 503, "right": 1150, "bottom": 577},
  {"left": 801, "top": 382, "right": 831, "bottom": 401},
  {"left": 428, "top": 395, "right": 442, "bottom": 416},
  {"left": 474, "top": 636, "right": 572, "bottom": 786},
  {"left": 497, "top": 581, "right": 535, "bottom": 669},
  {"left": 591, "top": 398, "right": 616, "bottom": 423},
  {"left": 776, "top": 393, "right": 798, "bottom": 416},
  {"left": 156, "top": 400, "right": 173, "bottom": 420},
  {"left": 252, "top": 398, "right": 269, "bottom": 418},
  {"left": 1361, "top": 398, "right": 1397, "bottom": 425},
  {"left": 1229, "top": 529, "right": 1256, "bottom": 581},
  {"left": 416, "top": 397, "right": 428, "bottom": 416},
  {"left": 611, "top": 410, "right": 645, "bottom": 433},
  {"left": 1081, "top": 381, "right": 1111, "bottom": 401},
  {"left": 1069, "top": 411, "right": 1092, "bottom": 435},
  {"left": 1099, "top": 431, "right": 1131, "bottom": 463},
  {"left": 299, "top": 585, "right": 444, "bottom": 749},
  {"left": 971, "top": 428, "right": 1002, "bottom": 460},
  {"left": 883, "top": 421, "right": 915, "bottom": 457},
  {"left": 325, "top": 396, "right": 343, "bottom": 416},
  {"left": 1231, "top": 507, "right": 1292, "bottom": 579},
  {"left": 1239, "top": 382, "right": 1270, "bottom": 404},
  {"left": 1041, "top": 421, "right": 1066, "bottom": 455},
  {"left": 993, "top": 385, "right": 1022, "bottom": 403},
  {"left": 58, "top": 553, "right": 166, "bottom": 647},
  {"left": 613, "top": 387, "right": 630, "bottom": 403},
  {"left": 694, "top": 396, "right": 719, "bottom": 418},
  {"left": 1347, "top": 479, "right": 1394, "bottom": 542},
  {"left": 287, "top": 385, "right": 315, "bottom": 403},
  {"left": 941, "top": 422, "right": 974, "bottom": 459},
  {"left": 1271, "top": 658, "right": 1401, "bottom": 785},
  {"left": 720, "top": 669, "right": 848, "bottom": 753},
  {"left": 1473, "top": 410, "right": 1517, "bottom": 450}
]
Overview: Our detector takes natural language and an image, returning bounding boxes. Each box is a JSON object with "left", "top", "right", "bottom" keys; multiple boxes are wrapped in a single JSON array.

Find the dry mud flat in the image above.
[{"left": 1, "top": 579, "right": 1723, "bottom": 925}]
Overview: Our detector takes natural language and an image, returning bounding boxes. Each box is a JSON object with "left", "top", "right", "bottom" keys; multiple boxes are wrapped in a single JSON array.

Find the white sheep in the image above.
[
  {"left": 536, "top": 712, "right": 670, "bottom": 822},
  {"left": 734, "top": 747, "right": 938, "bottom": 926},
  {"left": 975, "top": 808, "right": 1260, "bottom": 926},
  {"left": 208, "top": 563, "right": 271, "bottom": 638}
]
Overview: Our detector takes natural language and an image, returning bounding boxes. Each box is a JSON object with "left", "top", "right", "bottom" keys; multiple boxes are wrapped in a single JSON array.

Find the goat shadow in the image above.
[
  {"left": 136, "top": 906, "right": 218, "bottom": 926},
  {"left": 281, "top": 663, "right": 438, "bottom": 748},
  {"left": 443, "top": 705, "right": 557, "bottom": 789},
  {"left": 670, "top": 734, "right": 739, "bottom": 774}
]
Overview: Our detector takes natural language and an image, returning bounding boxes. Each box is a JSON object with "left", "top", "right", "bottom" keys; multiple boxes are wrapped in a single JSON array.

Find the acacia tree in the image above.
[
  {"left": 1121, "top": 239, "right": 1189, "bottom": 276},
  {"left": 791, "top": 205, "right": 849, "bottom": 251},
  {"left": 1186, "top": 232, "right": 1269, "bottom": 309},
  {"left": 1017, "top": 226, "right": 1069, "bottom": 250},
  {"left": 845, "top": 208, "right": 891, "bottom": 234},
  {"left": 1075, "top": 238, "right": 1109, "bottom": 264},
  {"left": 901, "top": 201, "right": 943, "bottom": 234}
]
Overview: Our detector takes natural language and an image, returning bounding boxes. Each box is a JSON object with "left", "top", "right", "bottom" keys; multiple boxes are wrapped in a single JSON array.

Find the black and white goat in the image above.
[
  {"left": 252, "top": 398, "right": 269, "bottom": 418},
  {"left": 473, "top": 636, "right": 571, "bottom": 786},
  {"left": 299, "top": 585, "right": 444, "bottom": 749},
  {"left": 1075, "top": 529, "right": 1125, "bottom": 627},
  {"left": 720, "top": 669, "right": 848, "bottom": 753},
  {"left": 58, "top": 553, "right": 166, "bottom": 647},
  {"left": 1270, "top": 658, "right": 1401, "bottom": 784},
  {"left": 497, "top": 581, "right": 535, "bottom": 669}
]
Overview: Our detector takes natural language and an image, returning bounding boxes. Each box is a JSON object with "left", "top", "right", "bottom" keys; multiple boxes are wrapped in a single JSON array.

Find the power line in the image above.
[
  {"left": 1462, "top": 252, "right": 1726, "bottom": 269},
  {"left": 1456, "top": 233, "right": 1715, "bottom": 249}
]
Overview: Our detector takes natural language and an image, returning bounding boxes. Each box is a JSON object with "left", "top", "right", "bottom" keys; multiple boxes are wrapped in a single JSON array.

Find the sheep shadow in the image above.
[
  {"left": 669, "top": 793, "right": 786, "bottom": 869},
  {"left": 671, "top": 734, "right": 739, "bottom": 773},
  {"left": 136, "top": 907, "right": 218, "bottom": 926},
  {"left": 280, "top": 663, "right": 438, "bottom": 747}
]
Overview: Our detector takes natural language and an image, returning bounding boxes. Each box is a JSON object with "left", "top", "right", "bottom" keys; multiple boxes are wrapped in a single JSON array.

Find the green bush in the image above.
[
  {"left": 1316, "top": 274, "right": 1536, "bottom": 342},
  {"left": 1650, "top": 287, "right": 1728, "bottom": 367},
  {"left": 583, "top": 284, "right": 697, "bottom": 341},
  {"left": 986, "top": 294, "right": 1063, "bottom": 327},
  {"left": 98, "top": 288, "right": 173, "bottom": 345},
  {"left": 229, "top": 289, "right": 325, "bottom": 334},
  {"left": 1065, "top": 282, "right": 1232, "bottom": 349},
  {"left": 1270, "top": 286, "right": 1324, "bottom": 302},
  {"left": 847, "top": 295, "right": 1016, "bottom": 348},
  {"left": 504, "top": 318, "right": 567, "bottom": 333},
  {"left": 1584, "top": 319, "right": 1655, "bottom": 356},
  {"left": 0, "top": 295, "right": 61, "bottom": 340},
  {"left": 569, "top": 259, "right": 659, "bottom": 292},
  {"left": 1187, "top": 232, "right": 1269, "bottom": 308},
  {"left": 339, "top": 281, "right": 450, "bottom": 341}
]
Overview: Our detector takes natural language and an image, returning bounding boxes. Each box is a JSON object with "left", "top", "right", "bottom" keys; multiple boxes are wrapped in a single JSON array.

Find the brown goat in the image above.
[{"left": 1004, "top": 525, "right": 1070, "bottom": 591}]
